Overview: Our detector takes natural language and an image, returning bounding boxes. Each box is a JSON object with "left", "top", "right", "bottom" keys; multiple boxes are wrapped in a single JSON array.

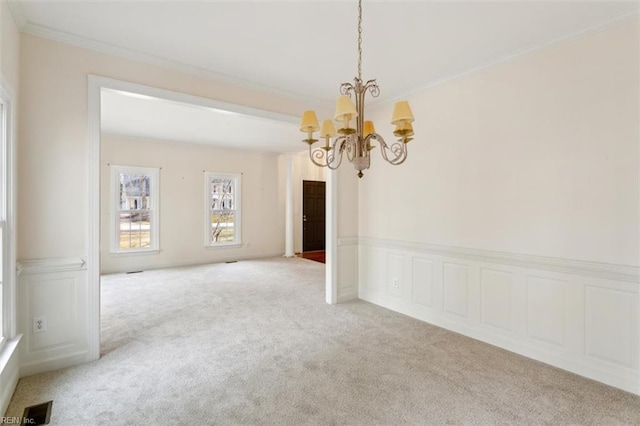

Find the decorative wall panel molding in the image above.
[
  {"left": 411, "top": 258, "right": 434, "bottom": 308},
  {"left": 17, "top": 257, "right": 90, "bottom": 376},
  {"left": 480, "top": 268, "right": 513, "bottom": 332},
  {"left": 443, "top": 262, "right": 469, "bottom": 318},
  {"left": 526, "top": 276, "right": 565, "bottom": 347},
  {"left": 358, "top": 237, "right": 639, "bottom": 395}
]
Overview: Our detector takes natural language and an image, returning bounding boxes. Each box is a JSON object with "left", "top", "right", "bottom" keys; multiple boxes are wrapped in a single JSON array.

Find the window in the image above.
[
  {"left": 0, "top": 101, "right": 5, "bottom": 342},
  {"left": 0, "top": 77, "right": 14, "bottom": 346},
  {"left": 111, "top": 166, "right": 159, "bottom": 253},
  {"left": 205, "top": 172, "right": 241, "bottom": 247}
]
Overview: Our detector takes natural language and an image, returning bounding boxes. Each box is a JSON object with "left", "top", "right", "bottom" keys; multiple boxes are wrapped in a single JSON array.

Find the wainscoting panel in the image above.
[
  {"left": 480, "top": 268, "right": 513, "bottom": 332},
  {"left": 358, "top": 237, "right": 640, "bottom": 395},
  {"left": 526, "top": 275, "right": 565, "bottom": 347},
  {"left": 443, "top": 262, "right": 469, "bottom": 319},
  {"left": 412, "top": 258, "right": 433, "bottom": 308},
  {"left": 17, "top": 258, "right": 89, "bottom": 376},
  {"left": 585, "top": 285, "right": 635, "bottom": 368},
  {"left": 29, "top": 275, "right": 78, "bottom": 352}
]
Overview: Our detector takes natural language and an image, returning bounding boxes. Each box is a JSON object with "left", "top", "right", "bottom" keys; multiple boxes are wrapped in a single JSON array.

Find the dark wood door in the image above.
[{"left": 302, "top": 180, "right": 326, "bottom": 252}]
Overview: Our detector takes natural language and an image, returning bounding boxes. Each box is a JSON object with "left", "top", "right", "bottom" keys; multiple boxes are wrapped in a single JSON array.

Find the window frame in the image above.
[
  {"left": 204, "top": 172, "right": 242, "bottom": 248},
  {"left": 0, "top": 75, "right": 15, "bottom": 348},
  {"left": 110, "top": 165, "right": 160, "bottom": 255}
]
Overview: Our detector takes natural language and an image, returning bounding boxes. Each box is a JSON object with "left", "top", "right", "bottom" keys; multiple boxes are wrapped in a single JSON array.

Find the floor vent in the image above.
[
  {"left": 225, "top": 260, "right": 238, "bottom": 263},
  {"left": 22, "top": 400, "right": 53, "bottom": 425}
]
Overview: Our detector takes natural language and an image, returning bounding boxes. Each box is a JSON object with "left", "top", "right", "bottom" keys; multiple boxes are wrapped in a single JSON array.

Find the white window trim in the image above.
[
  {"left": 0, "top": 73, "right": 16, "bottom": 348},
  {"left": 204, "top": 172, "right": 242, "bottom": 248},
  {"left": 110, "top": 165, "right": 160, "bottom": 254}
]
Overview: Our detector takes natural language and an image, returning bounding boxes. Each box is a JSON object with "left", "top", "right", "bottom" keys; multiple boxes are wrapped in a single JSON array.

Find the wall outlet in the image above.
[
  {"left": 33, "top": 316, "right": 47, "bottom": 333},
  {"left": 392, "top": 278, "right": 400, "bottom": 289}
]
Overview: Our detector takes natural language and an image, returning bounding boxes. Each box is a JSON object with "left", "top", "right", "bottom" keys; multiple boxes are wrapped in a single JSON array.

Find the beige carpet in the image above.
[{"left": 4, "top": 257, "right": 640, "bottom": 425}]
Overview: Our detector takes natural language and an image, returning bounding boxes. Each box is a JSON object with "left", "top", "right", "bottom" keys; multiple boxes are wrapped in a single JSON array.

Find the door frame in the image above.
[{"left": 87, "top": 76, "right": 339, "bottom": 360}]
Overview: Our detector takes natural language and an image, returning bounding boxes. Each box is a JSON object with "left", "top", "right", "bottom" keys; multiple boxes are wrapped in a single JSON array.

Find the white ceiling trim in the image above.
[
  {"left": 6, "top": 1, "right": 26, "bottom": 29},
  {"left": 15, "top": 18, "right": 330, "bottom": 111},
  {"left": 370, "top": 7, "right": 639, "bottom": 109}
]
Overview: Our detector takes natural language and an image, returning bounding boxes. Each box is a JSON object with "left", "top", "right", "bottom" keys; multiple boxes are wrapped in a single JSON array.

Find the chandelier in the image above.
[{"left": 299, "top": 0, "right": 415, "bottom": 178}]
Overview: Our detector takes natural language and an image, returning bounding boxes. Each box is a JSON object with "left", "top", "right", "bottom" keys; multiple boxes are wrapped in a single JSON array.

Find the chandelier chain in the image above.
[{"left": 357, "top": 0, "right": 362, "bottom": 81}]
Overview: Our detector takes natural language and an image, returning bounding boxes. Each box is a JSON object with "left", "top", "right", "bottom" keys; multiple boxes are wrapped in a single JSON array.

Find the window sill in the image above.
[
  {"left": 109, "top": 249, "right": 160, "bottom": 257},
  {"left": 205, "top": 243, "right": 242, "bottom": 250},
  {"left": 0, "top": 334, "right": 21, "bottom": 375}
]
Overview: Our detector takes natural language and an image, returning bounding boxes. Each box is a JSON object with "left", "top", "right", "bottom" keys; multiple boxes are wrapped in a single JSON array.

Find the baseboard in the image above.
[
  {"left": 337, "top": 289, "right": 358, "bottom": 303},
  {"left": 0, "top": 336, "right": 22, "bottom": 416},
  {"left": 100, "top": 251, "right": 286, "bottom": 275},
  {"left": 19, "top": 350, "right": 89, "bottom": 378}
]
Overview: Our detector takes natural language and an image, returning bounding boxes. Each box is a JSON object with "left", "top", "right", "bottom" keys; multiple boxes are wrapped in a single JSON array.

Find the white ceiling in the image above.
[
  {"left": 10, "top": 1, "right": 639, "bottom": 151},
  {"left": 101, "top": 89, "right": 303, "bottom": 153}
]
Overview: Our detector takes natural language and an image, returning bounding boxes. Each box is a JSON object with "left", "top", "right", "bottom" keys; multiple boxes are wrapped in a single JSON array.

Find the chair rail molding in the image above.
[
  {"left": 17, "top": 257, "right": 86, "bottom": 276},
  {"left": 358, "top": 237, "right": 639, "bottom": 283}
]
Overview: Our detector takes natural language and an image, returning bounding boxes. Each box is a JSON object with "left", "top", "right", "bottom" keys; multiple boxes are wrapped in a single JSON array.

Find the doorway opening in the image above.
[{"left": 88, "top": 76, "right": 338, "bottom": 360}]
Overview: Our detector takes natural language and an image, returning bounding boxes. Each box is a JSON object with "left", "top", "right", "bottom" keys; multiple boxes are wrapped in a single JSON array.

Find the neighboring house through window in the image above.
[
  {"left": 205, "top": 172, "right": 241, "bottom": 247},
  {"left": 111, "top": 165, "right": 159, "bottom": 253}
]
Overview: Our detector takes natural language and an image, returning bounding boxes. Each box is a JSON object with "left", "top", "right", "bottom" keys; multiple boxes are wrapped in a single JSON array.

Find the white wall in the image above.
[
  {"left": 336, "top": 163, "right": 359, "bottom": 302},
  {"left": 100, "top": 134, "right": 285, "bottom": 274},
  {"left": 359, "top": 20, "right": 639, "bottom": 394},
  {"left": 362, "top": 20, "right": 638, "bottom": 267}
]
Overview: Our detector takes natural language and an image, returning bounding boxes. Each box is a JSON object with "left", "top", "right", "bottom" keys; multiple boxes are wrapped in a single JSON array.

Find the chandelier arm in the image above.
[
  {"left": 368, "top": 133, "right": 408, "bottom": 165},
  {"left": 363, "top": 80, "right": 380, "bottom": 98},
  {"left": 340, "top": 82, "right": 355, "bottom": 96},
  {"left": 345, "top": 136, "right": 357, "bottom": 162},
  {"left": 309, "top": 136, "right": 348, "bottom": 169},
  {"left": 327, "top": 137, "right": 349, "bottom": 170},
  {"left": 309, "top": 145, "right": 330, "bottom": 168}
]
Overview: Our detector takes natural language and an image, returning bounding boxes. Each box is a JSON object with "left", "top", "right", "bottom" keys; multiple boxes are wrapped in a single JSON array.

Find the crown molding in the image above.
[
  {"left": 19, "top": 22, "right": 331, "bottom": 113},
  {"left": 6, "top": 1, "right": 26, "bottom": 30},
  {"left": 359, "top": 237, "right": 639, "bottom": 284},
  {"left": 369, "top": 8, "right": 639, "bottom": 110}
]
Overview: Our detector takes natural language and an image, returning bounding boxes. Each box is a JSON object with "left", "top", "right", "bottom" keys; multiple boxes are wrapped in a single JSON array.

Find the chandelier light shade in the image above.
[
  {"left": 334, "top": 95, "right": 358, "bottom": 124},
  {"left": 320, "top": 120, "right": 337, "bottom": 138},
  {"left": 391, "top": 101, "right": 415, "bottom": 125},
  {"left": 300, "top": 110, "right": 320, "bottom": 133},
  {"left": 299, "top": 0, "right": 415, "bottom": 178},
  {"left": 363, "top": 120, "right": 375, "bottom": 136}
]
